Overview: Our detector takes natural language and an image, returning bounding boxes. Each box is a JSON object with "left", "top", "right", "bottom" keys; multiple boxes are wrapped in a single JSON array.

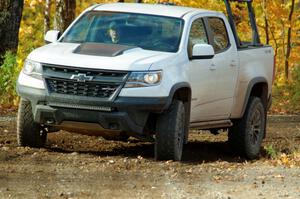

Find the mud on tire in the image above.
[
  {"left": 155, "top": 100, "right": 185, "bottom": 161},
  {"left": 17, "top": 99, "right": 47, "bottom": 147},
  {"left": 228, "top": 97, "right": 266, "bottom": 159}
]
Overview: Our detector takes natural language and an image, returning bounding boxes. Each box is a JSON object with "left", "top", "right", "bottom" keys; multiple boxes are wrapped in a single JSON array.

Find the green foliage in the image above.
[
  {"left": 264, "top": 144, "right": 278, "bottom": 159},
  {"left": 272, "top": 66, "right": 300, "bottom": 114},
  {"left": 17, "top": 2, "right": 45, "bottom": 68},
  {"left": 291, "top": 68, "right": 300, "bottom": 98},
  {"left": 0, "top": 51, "right": 18, "bottom": 106}
]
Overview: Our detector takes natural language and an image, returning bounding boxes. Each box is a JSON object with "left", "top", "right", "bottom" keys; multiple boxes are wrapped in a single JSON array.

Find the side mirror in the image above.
[
  {"left": 191, "top": 44, "right": 215, "bottom": 59},
  {"left": 45, "top": 30, "right": 60, "bottom": 43}
]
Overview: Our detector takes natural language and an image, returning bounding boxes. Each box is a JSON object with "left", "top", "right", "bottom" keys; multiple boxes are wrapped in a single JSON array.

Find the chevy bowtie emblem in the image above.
[{"left": 70, "top": 73, "right": 93, "bottom": 82}]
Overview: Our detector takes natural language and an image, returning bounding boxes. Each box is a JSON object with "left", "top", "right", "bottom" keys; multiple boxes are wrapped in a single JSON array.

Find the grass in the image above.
[{"left": 264, "top": 145, "right": 279, "bottom": 159}]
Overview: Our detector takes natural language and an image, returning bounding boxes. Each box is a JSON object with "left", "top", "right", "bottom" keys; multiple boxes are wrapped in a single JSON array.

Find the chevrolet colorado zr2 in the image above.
[{"left": 16, "top": 1, "right": 275, "bottom": 161}]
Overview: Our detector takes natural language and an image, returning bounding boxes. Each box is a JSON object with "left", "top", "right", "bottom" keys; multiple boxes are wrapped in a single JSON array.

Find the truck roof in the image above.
[{"left": 93, "top": 3, "right": 216, "bottom": 18}]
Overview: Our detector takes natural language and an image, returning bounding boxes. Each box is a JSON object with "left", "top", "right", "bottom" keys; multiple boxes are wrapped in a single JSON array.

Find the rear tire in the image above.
[
  {"left": 155, "top": 100, "right": 185, "bottom": 161},
  {"left": 228, "top": 97, "right": 266, "bottom": 159},
  {"left": 17, "top": 99, "right": 47, "bottom": 147}
]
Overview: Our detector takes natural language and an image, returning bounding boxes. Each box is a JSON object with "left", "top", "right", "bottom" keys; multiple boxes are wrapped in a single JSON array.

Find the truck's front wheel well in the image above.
[
  {"left": 173, "top": 87, "right": 191, "bottom": 103},
  {"left": 144, "top": 87, "right": 191, "bottom": 136},
  {"left": 250, "top": 83, "right": 268, "bottom": 109}
]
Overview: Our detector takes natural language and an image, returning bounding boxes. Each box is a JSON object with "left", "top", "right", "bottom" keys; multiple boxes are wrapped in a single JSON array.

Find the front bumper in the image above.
[{"left": 17, "top": 84, "right": 169, "bottom": 134}]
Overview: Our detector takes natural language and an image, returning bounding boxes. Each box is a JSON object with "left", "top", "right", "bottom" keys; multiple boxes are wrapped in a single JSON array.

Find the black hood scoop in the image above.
[{"left": 73, "top": 42, "right": 136, "bottom": 57}]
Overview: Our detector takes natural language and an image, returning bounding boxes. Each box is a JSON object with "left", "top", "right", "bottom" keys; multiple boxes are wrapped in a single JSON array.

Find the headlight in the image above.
[
  {"left": 124, "top": 71, "right": 162, "bottom": 88},
  {"left": 22, "top": 60, "right": 42, "bottom": 79}
]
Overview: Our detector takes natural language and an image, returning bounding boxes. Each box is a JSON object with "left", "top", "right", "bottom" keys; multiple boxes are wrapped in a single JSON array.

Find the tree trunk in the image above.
[
  {"left": 284, "top": 0, "right": 295, "bottom": 80},
  {"left": 270, "top": 27, "right": 278, "bottom": 58},
  {"left": 0, "top": 0, "right": 24, "bottom": 64},
  {"left": 44, "top": 0, "right": 51, "bottom": 35},
  {"left": 54, "top": 0, "right": 76, "bottom": 33},
  {"left": 262, "top": 0, "right": 269, "bottom": 44}
]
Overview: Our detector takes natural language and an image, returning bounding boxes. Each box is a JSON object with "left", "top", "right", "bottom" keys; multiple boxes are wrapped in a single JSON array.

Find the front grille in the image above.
[
  {"left": 43, "top": 64, "right": 128, "bottom": 99},
  {"left": 46, "top": 78, "right": 119, "bottom": 98}
]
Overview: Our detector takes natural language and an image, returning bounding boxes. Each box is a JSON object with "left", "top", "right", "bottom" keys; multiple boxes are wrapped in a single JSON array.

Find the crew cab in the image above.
[{"left": 16, "top": 1, "right": 275, "bottom": 161}]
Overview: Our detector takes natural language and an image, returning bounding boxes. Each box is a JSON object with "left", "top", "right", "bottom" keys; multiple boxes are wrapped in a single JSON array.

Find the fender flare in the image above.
[
  {"left": 164, "top": 82, "right": 192, "bottom": 110},
  {"left": 240, "top": 77, "right": 269, "bottom": 117}
]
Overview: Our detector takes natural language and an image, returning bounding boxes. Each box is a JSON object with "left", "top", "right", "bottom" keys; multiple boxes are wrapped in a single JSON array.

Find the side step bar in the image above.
[{"left": 190, "top": 120, "right": 233, "bottom": 130}]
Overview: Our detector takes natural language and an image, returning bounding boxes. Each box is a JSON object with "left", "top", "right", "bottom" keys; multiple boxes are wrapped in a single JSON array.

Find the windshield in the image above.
[{"left": 61, "top": 11, "right": 184, "bottom": 53}]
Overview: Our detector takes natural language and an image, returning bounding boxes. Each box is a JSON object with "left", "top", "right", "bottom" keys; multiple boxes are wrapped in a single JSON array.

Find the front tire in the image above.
[
  {"left": 17, "top": 99, "right": 47, "bottom": 147},
  {"left": 228, "top": 97, "right": 266, "bottom": 159},
  {"left": 155, "top": 100, "right": 185, "bottom": 161}
]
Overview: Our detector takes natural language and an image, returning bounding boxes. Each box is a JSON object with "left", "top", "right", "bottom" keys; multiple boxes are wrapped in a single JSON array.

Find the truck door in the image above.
[
  {"left": 205, "top": 16, "right": 239, "bottom": 118},
  {"left": 187, "top": 17, "right": 219, "bottom": 122}
]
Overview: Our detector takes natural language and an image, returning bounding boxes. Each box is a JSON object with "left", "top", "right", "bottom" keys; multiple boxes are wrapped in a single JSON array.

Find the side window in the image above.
[
  {"left": 188, "top": 18, "right": 208, "bottom": 56},
  {"left": 207, "top": 17, "right": 229, "bottom": 53}
]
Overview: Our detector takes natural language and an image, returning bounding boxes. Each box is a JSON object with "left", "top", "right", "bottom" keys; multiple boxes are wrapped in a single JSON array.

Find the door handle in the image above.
[
  {"left": 209, "top": 63, "right": 216, "bottom": 71},
  {"left": 230, "top": 60, "right": 237, "bottom": 67}
]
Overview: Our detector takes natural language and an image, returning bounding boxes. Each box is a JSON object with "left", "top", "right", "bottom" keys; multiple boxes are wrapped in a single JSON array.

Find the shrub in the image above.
[
  {"left": 0, "top": 51, "right": 19, "bottom": 107},
  {"left": 271, "top": 66, "right": 300, "bottom": 114},
  {"left": 264, "top": 144, "right": 278, "bottom": 159}
]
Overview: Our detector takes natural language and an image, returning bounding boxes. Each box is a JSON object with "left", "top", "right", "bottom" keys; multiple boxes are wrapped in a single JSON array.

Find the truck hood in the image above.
[{"left": 28, "top": 43, "right": 176, "bottom": 71}]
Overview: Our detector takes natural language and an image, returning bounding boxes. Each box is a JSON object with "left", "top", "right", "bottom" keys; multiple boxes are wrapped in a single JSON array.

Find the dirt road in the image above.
[{"left": 0, "top": 115, "right": 300, "bottom": 199}]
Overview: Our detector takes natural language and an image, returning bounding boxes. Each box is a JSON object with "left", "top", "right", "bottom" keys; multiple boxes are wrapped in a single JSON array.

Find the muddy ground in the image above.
[{"left": 0, "top": 114, "right": 300, "bottom": 199}]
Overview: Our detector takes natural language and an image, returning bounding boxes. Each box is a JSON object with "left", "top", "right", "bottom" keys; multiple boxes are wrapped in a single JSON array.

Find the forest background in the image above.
[{"left": 0, "top": 0, "right": 299, "bottom": 114}]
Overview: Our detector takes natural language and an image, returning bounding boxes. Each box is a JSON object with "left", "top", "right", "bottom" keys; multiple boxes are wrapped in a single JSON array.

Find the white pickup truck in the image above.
[{"left": 16, "top": 1, "right": 274, "bottom": 161}]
